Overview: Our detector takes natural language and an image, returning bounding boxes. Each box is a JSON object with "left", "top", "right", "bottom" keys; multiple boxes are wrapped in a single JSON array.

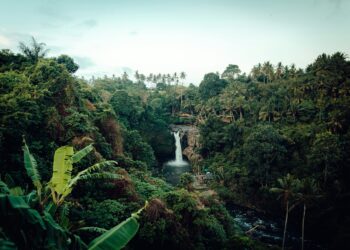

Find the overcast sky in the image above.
[{"left": 0, "top": 0, "right": 349, "bottom": 84}]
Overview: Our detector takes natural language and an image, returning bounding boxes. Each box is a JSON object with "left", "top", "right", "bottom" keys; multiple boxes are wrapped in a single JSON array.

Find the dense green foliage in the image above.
[
  {"left": 1, "top": 39, "right": 349, "bottom": 249},
  {"left": 0, "top": 41, "right": 249, "bottom": 250},
  {"left": 191, "top": 54, "right": 350, "bottom": 249}
]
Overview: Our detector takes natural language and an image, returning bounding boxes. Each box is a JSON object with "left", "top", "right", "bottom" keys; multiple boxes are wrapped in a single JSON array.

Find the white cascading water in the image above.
[
  {"left": 163, "top": 130, "right": 189, "bottom": 184},
  {"left": 167, "top": 131, "right": 188, "bottom": 166},
  {"left": 174, "top": 131, "right": 184, "bottom": 163}
]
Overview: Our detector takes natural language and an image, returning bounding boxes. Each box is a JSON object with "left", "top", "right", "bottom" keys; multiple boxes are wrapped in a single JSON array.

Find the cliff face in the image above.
[{"left": 169, "top": 125, "right": 202, "bottom": 165}]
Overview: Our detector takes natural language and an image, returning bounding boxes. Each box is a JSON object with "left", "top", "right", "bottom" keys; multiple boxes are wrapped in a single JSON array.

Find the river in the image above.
[{"left": 227, "top": 203, "right": 324, "bottom": 250}]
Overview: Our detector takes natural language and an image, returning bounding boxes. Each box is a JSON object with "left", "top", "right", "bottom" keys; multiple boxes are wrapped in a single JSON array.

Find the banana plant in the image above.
[
  {"left": 88, "top": 201, "right": 148, "bottom": 250},
  {"left": 1, "top": 179, "right": 147, "bottom": 250},
  {"left": 1, "top": 141, "right": 144, "bottom": 249},
  {"left": 23, "top": 141, "right": 120, "bottom": 206},
  {"left": 23, "top": 138, "right": 42, "bottom": 199}
]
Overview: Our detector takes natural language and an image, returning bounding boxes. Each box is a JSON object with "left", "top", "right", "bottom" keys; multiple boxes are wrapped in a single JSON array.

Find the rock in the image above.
[{"left": 170, "top": 125, "right": 203, "bottom": 165}]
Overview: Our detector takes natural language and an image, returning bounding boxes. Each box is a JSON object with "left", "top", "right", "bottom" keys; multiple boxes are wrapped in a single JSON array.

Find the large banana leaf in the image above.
[
  {"left": 88, "top": 216, "right": 139, "bottom": 250},
  {"left": 50, "top": 146, "right": 74, "bottom": 196},
  {"left": 4, "top": 195, "right": 46, "bottom": 230},
  {"left": 23, "top": 140, "right": 42, "bottom": 194},
  {"left": 68, "top": 161, "right": 117, "bottom": 189},
  {"left": 77, "top": 172, "right": 122, "bottom": 181},
  {"left": 71, "top": 144, "right": 94, "bottom": 163},
  {"left": 88, "top": 202, "right": 147, "bottom": 250}
]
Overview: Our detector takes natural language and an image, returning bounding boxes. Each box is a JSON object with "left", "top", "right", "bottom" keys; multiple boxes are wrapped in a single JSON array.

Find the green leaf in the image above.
[
  {"left": 0, "top": 238, "right": 17, "bottom": 250},
  {"left": 0, "top": 180, "right": 10, "bottom": 194},
  {"left": 43, "top": 211, "right": 65, "bottom": 232},
  {"left": 4, "top": 174, "right": 16, "bottom": 188},
  {"left": 78, "top": 173, "right": 122, "bottom": 181},
  {"left": 21, "top": 208, "right": 46, "bottom": 230},
  {"left": 50, "top": 146, "right": 74, "bottom": 195},
  {"left": 88, "top": 216, "right": 139, "bottom": 250},
  {"left": 23, "top": 140, "right": 42, "bottom": 194},
  {"left": 68, "top": 161, "right": 117, "bottom": 189},
  {"left": 59, "top": 204, "right": 70, "bottom": 229},
  {"left": 75, "top": 227, "right": 108, "bottom": 234},
  {"left": 44, "top": 201, "right": 58, "bottom": 216},
  {"left": 4, "top": 194, "right": 46, "bottom": 230},
  {"left": 270, "top": 187, "right": 283, "bottom": 193},
  {"left": 25, "top": 190, "right": 38, "bottom": 206},
  {"left": 71, "top": 144, "right": 94, "bottom": 163},
  {"left": 71, "top": 234, "right": 88, "bottom": 250},
  {"left": 42, "top": 211, "right": 67, "bottom": 248},
  {"left": 8, "top": 195, "right": 29, "bottom": 209},
  {"left": 9, "top": 186, "right": 24, "bottom": 196}
]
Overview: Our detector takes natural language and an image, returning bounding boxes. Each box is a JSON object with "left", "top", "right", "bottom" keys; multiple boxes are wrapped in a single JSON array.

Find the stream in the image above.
[{"left": 227, "top": 204, "right": 324, "bottom": 250}]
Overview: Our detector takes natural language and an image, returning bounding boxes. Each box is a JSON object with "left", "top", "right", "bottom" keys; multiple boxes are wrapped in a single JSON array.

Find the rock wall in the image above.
[{"left": 169, "top": 125, "right": 202, "bottom": 165}]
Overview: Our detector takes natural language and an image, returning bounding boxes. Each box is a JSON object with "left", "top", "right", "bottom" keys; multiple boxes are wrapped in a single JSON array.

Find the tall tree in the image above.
[
  {"left": 221, "top": 64, "right": 241, "bottom": 82},
  {"left": 262, "top": 61, "right": 274, "bottom": 83},
  {"left": 199, "top": 73, "right": 228, "bottom": 100},
  {"left": 18, "top": 37, "right": 48, "bottom": 64},
  {"left": 56, "top": 55, "right": 79, "bottom": 73},
  {"left": 298, "top": 178, "right": 319, "bottom": 250},
  {"left": 309, "top": 131, "right": 341, "bottom": 185},
  {"left": 180, "top": 72, "right": 186, "bottom": 110},
  {"left": 270, "top": 174, "right": 300, "bottom": 250}
]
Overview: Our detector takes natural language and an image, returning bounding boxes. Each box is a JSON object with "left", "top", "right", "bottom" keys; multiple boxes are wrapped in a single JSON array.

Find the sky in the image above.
[{"left": 0, "top": 0, "right": 349, "bottom": 84}]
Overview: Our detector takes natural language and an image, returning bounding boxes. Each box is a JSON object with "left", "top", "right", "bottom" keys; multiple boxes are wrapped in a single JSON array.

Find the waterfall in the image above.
[
  {"left": 166, "top": 130, "right": 188, "bottom": 167},
  {"left": 174, "top": 131, "right": 183, "bottom": 163},
  {"left": 163, "top": 129, "right": 190, "bottom": 185}
]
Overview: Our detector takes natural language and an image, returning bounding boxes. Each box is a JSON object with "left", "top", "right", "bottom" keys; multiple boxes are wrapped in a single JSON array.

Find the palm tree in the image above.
[
  {"left": 298, "top": 178, "right": 319, "bottom": 250},
  {"left": 276, "top": 62, "right": 284, "bottom": 79},
  {"left": 173, "top": 72, "right": 179, "bottom": 85},
  {"left": 19, "top": 36, "right": 48, "bottom": 63},
  {"left": 270, "top": 174, "right": 300, "bottom": 250},
  {"left": 262, "top": 61, "right": 274, "bottom": 83},
  {"left": 134, "top": 70, "right": 140, "bottom": 83},
  {"left": 250, "top": 63, "right": 262, "bottom": 81},
  {"left": 180, "top": 72, "right": 186, "bottom": 109},
  {"left": 166, "top": 73, "right": 171, "bottom": 85},
  {"left": 157, "top": 73, "right": 162, "bottom": 83}
]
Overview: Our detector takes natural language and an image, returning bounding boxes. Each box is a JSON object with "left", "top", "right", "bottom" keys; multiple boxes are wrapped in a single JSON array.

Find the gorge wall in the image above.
[{"left": 169, "top": 125, "right": 202, "bottom": 166}]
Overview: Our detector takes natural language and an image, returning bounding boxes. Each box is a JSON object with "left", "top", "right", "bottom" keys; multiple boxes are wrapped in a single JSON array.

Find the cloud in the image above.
[
  {"left": 328, "top": 0, "right": 342, "bottom": 10},
  {"left": 0, "top": 32, "right": 33, "bottom": 50},
  {"left": 129, "top": 31, "right": 139, "bottom": 36},
  {"left": 73, "top": 56, "right": 95, "bottom": 69},
  {"left": 38, "top": 4, "right": 73, "bottom": 22},
  {"left": 0, "top": 35, "right": 11, "bottom": 47},
  {"left": 79, "top": 19, "right": 98, "bottom": 28}
]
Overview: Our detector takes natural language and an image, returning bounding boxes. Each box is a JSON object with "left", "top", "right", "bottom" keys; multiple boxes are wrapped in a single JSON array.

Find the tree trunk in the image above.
[
  {"left": 301, "top": 203, "right": 306, "bottom": 250},
  {"left": 282, "top": 200, "right": 289, "bottom": 250},
  {"left": 180, "top": 83, "right": 183, "bottom": 110}
]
